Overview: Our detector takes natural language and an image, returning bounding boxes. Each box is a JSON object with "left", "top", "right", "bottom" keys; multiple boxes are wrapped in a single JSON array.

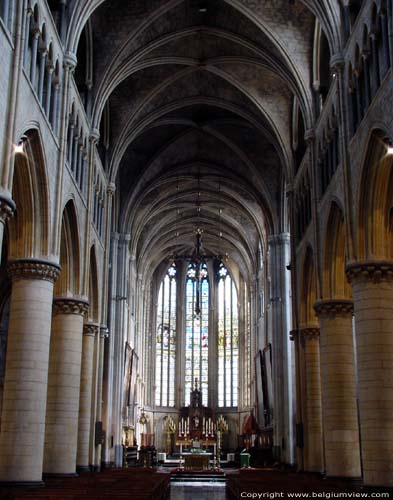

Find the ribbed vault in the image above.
[{"left": 70, "top": 0, "right": 337, "bottom": 282}]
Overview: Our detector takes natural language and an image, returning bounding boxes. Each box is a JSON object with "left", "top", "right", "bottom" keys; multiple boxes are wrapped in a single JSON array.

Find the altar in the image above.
[
  {"left": 183, "top": 452, "right": 212, "bottom": 470},
  {"left": 174, "top": 379, "right": 227, "bottom": 469}
]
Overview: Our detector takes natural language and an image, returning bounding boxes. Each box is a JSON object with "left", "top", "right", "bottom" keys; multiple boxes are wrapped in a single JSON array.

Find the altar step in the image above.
[
  {"left": 160, "top": 458, "right": 231, "bottom": 469},
  {"left": 170, "top": 472, "right": 226, "bottom": 483}
]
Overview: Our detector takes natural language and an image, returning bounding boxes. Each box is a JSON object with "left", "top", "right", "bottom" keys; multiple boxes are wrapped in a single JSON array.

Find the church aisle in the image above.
[{"left": 170, "top": 482, "right": 227, "bottom": 500}]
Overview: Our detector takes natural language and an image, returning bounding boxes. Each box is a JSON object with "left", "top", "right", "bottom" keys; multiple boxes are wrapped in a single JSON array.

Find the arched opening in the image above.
[
  {"left": 358, "top": 129, "right": 393, "bottom": 260},
  {"left": 55, "top": 200, "right": 81, "bottom": 298},
  {"left": 300, "top": 246, "right": 317, "bottom": 327},
  {"left": 75, "top": 19, "right": 93, "bottom": 114},
  {"left": 88, "top": 245, "right": 99, "bottom": 323},
  {"left": 323, "top": 202, "right": 350, "bottom": 298},
  {"left": 9, "top": 129, "right": 50, "bottom": 259}
]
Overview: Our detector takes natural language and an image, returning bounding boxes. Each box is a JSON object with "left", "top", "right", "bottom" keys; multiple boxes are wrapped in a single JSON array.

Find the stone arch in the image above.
[
  {"left": 357, "top": 128, "right": 393, "bottom": 260},
  {"left": 54, "top": 200, "right": 81, "bottom": 298},
  {"left": 300, "top": 246, "right": 317, "bottom": 327},
  {"left": 8, "top": 129, "right": 50, "bottom": 259},
  {"left": 88, "top": 245, "right": 99, "bottom": 323},
  {"left": 323, "top": 201, "right": 351, "bottom": 299}
]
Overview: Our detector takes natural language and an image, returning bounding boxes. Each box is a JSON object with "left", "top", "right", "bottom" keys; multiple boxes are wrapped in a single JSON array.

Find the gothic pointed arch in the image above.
[
  {"left": 323, "top": 201, "right": 351, "bottom": 299},
  {"left": 55, "top": 199, "right": 81, "bottom": 297},
  {"left": 8, "top": 129, "right": 50, "bottom": 259},
  {"left": 300, "top": 246, "right": 317, "bottom": 326},
  {"left": 357, "top": 128, "right": 393, "bottom": 260},
  {"left": 88, "top": 245, "right": 99, "bottom": 323}
]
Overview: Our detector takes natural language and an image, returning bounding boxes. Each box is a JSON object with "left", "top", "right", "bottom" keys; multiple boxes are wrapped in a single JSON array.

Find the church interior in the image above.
[{"left": 0, "top": 0, "right": 392, "bottom": 498}]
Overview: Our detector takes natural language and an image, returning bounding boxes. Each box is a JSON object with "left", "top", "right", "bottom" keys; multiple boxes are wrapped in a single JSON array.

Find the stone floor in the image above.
[{"left": 170, "top": 482, "right": 227, "bottom": 500}]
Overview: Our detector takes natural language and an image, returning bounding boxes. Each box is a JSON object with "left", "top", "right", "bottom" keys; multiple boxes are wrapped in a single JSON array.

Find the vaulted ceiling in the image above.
[{"left": 71, "top": 0, "right": 341, "bottom": 281}]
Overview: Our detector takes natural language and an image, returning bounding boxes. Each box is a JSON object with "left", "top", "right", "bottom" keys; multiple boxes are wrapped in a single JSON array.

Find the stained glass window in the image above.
[
  {"left": 218, "top": 263, "right": 239, "bottom": 407},
  {"left": 185, "top": 262, "right": 209, "bottom": 405},
  {"left": 155, "top": 264, "right": 177, "bottom": 407}
]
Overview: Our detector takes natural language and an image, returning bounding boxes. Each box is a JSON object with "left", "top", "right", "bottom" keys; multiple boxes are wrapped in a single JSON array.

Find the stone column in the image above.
[
  {"left": 76, "top": 323, "right": 98, "bottom": 471},
  {"left": 301, "top": 327, "right": 324, "bottom": 473},
  {"left": 43, "top": 298, "right": 88, "bottom": 476},
  {"left": 268, "top": 233, "right": 295, "bottom": 464},
  {"left": 29, "top": 29, "right": 40, "bottom": 88},
  {"left": 346, "top": 262, "right": 393, "bottom": 487},
  {"left": 314, "top": 300, "right": 361, "bottom": 478},
  {"left": 0, "top": 259, "right": 59, "bottom": 485}
]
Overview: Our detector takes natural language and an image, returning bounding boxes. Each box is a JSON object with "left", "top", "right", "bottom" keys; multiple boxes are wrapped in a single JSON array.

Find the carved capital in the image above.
[
  {"left": 304, "top": 129, "right": 315, "bottom": 144},
  {"left": 314, "top": 299, "right": 353, "bottom": 318},
  {"left": 0, "top": 195, "right": 16, "bottom": 223},
  {"left": 100, "top": 325, "right": 108, "bottom": 339},
  {"left": 90, "top": 128, "right": 100, "bottom": 144},
  {"left": 63, "top": 51, "right": 77, "bottom": 71},
  {"left": 83, "top": 323, "right": 99, "bottom": 337},
  {"left": 107, "top": 182, "right": 116, "bottom": 196},
  {"left": 53, "top": 297, "right": 89, "bottom": 316},
  {"left": 330, "top": 53, "right": 345, "bottom": 71},
  {"left": 300, "top": 327, "right": 320, "bottom": 340},
  {"left": 7, "top": 259, "right": 60, "bottom": 283},
  {"left": 346, "top": 261, "right": 393, "bottom": 284}
]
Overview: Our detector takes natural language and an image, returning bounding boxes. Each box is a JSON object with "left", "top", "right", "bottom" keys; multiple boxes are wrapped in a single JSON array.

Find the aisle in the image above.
[{"left": 170, "top": 482, "right": 227, "bottom": 500}]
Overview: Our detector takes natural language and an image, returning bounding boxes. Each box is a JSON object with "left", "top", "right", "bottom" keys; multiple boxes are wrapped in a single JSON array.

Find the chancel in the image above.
[{"left": 0, "top": 0, "right": 392, "bottom": 498}]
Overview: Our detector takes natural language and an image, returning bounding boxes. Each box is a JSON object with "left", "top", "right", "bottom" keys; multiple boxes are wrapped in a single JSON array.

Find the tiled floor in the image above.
[{"left": 170, "top": 481, "right": 227, "bottom": 500}]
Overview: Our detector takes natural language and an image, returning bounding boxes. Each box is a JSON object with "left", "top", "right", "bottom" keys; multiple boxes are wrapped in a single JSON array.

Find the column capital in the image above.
[
  {"left": 300, "top": 326, "right": 320, "bottom": 340},
  {"left": 330, "top": 53, "right": 345, "bottom": 71},
  {"left": 100, "top": 325, "right": 109, "bottom": 339},
  {"left": 107, "top": 182, "right": 116, "bottom": 196},
  {"left": 63, "top": 51, "right": 77, "bottom": 70},
  {"left": 7, "top": 258, "right": 60, "bottom": 283},
  {"left": 314, "top": 299, "right": 353, "bottom": 318},
  {"left": 304, "top": 129, "right": 315, "bottom": 144},
  {"left": 90, "top": 128, "right": 100, "bottom": 144},
  {"left": 53, "top": 297, "right": 89, "bottom": 316},
  {"left": 268, "top": 232, "right": 290, "bottom": 245},
  {"left": 83, "top": 323, "right": 100, "bottom": 337},
  {"left": 346, "top": 260, "right": 393, "bottom": 284},
  {"left": 0, "top": 195, "right": 16, "bottom": 223}
]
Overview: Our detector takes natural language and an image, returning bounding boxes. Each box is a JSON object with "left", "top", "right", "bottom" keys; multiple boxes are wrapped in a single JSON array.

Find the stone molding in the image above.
[
  {"left": 0, "top": 195, "right": 16, "bottom": 223},
  {"left": 7, "top": 258, "right": 60, "bottom": 283},
  {"left": 83, "top": 323, "right": 99, "bottom": 337},
  {"left": 346, "top": 261, "right": 393, "bottom": 284},
  {"left": 314, "top": 299, "right": 354, "bottom": 318},
  {"left": 53, "top": 297, "right": 89, "bottom": 316}
]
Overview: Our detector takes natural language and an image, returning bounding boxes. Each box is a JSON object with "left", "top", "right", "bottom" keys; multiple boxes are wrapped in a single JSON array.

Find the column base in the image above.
[
  {"left": 101, "top": 461, "right": 114, "bottom": 469},
  {"left": 91, "top": 465, "right": 101, "bottom": 473},
  {"left": 323, "top": 475, "right": 363, "bottom": 485},
  {"left": 43, "top": 473, "right": 79, "bottom": 479},
  {"left": 0, "top": 480, "right": 45, "bottom": 488},
  {"left": 76, "top": 465, "right": 91, "bottom": 473}
]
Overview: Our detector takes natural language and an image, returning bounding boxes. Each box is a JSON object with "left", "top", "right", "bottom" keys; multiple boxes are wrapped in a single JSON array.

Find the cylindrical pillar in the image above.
[
  {"left": 347, "top": 262, "right": 393, "bottom": 487},
  {"left": 76, "top": 323, "right": 98, "bottom": 471},
  {"left": 43, "top": 298, "right": 88, "bottom": 475},
  {"left": 0, "top": 259, "right": 59, "bottom": 485},
  {"left": 301, "top": 327, "right": 324, "bottom": 473},
  {"left": 314, "top": 300, "right": 361, "bottom": 478}
]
